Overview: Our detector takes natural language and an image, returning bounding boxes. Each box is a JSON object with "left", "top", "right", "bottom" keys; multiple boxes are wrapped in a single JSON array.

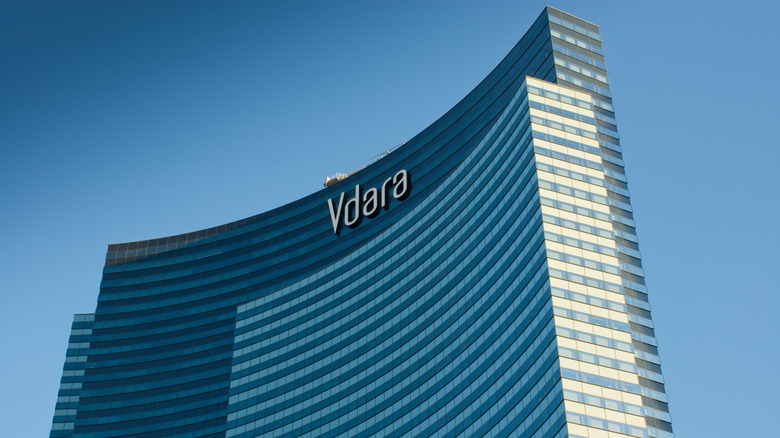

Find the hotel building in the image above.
[{"left": 51, "top": 7, "right": 673, "bottom": 438}]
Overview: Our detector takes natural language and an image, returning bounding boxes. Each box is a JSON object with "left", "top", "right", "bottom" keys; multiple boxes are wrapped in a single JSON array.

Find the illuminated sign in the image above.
[{"left": 328, "top": 169, "right": 409, "bottom": 234}]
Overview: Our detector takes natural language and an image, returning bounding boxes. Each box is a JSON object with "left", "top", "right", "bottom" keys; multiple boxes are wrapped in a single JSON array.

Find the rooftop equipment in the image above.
[{"left": 322, "top": 143, "right": 404, "bottom": 187}]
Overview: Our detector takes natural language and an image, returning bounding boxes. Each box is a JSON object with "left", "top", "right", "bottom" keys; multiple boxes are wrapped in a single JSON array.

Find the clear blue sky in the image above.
[{"left": 1, "top": 1, "right": 778, "bottom": 436}]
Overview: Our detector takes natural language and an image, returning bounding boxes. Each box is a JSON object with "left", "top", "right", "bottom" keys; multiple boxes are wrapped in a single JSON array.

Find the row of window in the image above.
[
  {"left": 536, "top": 161, "right": 605, "bottom": 187},
  {"left": 555, "top": 326, "right": 633, "bottom": 353},
  {"left": 559, "top": 347, "right": 637, "bottom": 373},
  {"left": 528, "top": 98, "right": 596, "bottom": 126},
  {"left": 553, "top": 57, "right": 608, "bottom": 86},
  {"left": 533, "top": 144, "right": 602, "bottom": 173},
  {"left": 565, "top": 411, "right": 646, "bottom": 438},
  {"left": 538, "top": 179, "right": 610, "bottom": 207},
  {"left": 228, "top": 338, "right": 560, "bottom": 438},
  {"left": 553, "top": 306, "right": 629, "bottom": 333},
  {"left": 530, "top": 115, "right": 597, "bottom": 140},
  {"left": 527, "top": 84, "right": 594, "bottom": 110},
  {"left": 550, "top": 287, "right": 626, "bottom": 314},
  {"left": 560, "top": 368, "right": 640, "bottom": 394},
  {"left": 550, "top": 27, "right": 604, "bottom": 56},
  {"left": 540, "top": 196, "right": 612, "bottom": 223}
]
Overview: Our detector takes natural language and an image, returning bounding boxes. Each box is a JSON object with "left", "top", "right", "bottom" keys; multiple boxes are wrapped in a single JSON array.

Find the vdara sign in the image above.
[{"left": 328, "top": 169, "right": 410, "bottom": 234}]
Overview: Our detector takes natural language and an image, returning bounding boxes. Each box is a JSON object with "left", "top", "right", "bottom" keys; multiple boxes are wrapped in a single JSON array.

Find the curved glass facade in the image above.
[{"left": 51, "top": 7, "right": 673, "bottom": 438}]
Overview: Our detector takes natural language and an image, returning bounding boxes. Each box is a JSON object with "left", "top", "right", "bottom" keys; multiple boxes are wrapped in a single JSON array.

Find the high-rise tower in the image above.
[{"left": 51, "top": 7, "right": 672, "bottom": 438}]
